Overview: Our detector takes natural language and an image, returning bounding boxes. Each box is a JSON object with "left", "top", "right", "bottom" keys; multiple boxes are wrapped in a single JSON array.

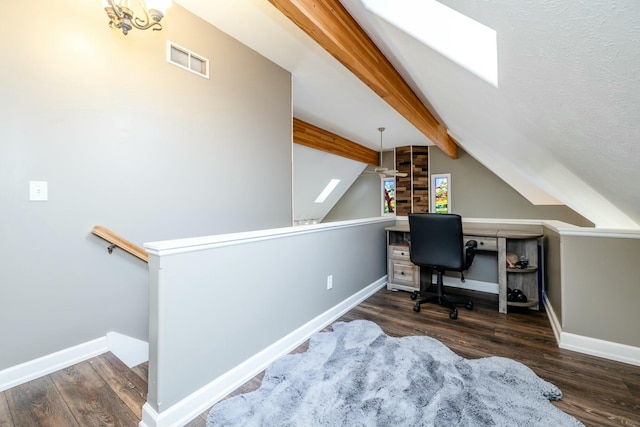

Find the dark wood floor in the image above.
[{"left": 1, "top": 288, "right": 639, "bottom": 426}]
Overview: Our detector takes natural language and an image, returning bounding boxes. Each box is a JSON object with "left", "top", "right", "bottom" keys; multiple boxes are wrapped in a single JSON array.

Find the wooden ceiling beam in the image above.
[
  {"left": 293, "top": 118, "right": 379, "bottom": 166},
  {"left": 268, "top": 0, "right": 458, "bottom": 159}
]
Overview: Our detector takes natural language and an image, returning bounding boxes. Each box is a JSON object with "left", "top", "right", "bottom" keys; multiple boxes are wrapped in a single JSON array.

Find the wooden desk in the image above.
[{"left": 386, "top": 225, "right": 543, "bottom": 313}]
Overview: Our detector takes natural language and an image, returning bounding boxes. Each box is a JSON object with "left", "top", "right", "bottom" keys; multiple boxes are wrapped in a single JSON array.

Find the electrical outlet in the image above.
[{"left": 327, "top": 275, "right": 333, "bottom": 290}]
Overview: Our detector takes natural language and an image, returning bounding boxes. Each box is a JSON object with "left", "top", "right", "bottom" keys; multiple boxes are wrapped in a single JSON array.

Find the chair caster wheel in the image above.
[
  {"left": 410, "top": 292, "right": 418, "bottom": 300},
  {"left": 413, "top": 303, "right": 421, "bottom": 312},
  {"left": 465, "top": 301, "right": 474, "bottom": 310},
  {"left": 449, "top": 310, "right": 458, "bottom": 320}
]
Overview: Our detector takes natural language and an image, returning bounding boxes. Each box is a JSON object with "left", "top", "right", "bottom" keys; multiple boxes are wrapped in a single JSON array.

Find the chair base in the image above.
[{"left": 411, "top": 271, "right": 473, "bottom": 319}]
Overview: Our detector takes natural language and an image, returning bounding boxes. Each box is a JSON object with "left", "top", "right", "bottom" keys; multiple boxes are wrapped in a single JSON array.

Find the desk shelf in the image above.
[
  {"left": 507, "top": 299, "right": 540, "bottom": 308},
  {"left": 502, "top": 237, "right": 541, "bottom": 312},
  {"left": 506, "top": 267, "right": 538, "bottom": 273}
]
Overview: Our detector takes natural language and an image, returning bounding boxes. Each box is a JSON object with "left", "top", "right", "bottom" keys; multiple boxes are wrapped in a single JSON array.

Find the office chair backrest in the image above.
[{"left": 408, "top": 213, "right": 465, "bottom": 271}]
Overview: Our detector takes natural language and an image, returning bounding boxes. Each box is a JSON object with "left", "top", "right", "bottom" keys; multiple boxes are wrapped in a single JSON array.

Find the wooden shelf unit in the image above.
[{"left": 503, "top": 236, "right": 541, "bottom": 310}]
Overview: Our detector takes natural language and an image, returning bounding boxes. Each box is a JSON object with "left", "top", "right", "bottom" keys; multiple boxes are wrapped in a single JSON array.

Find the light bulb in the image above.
[{"left": 146, "top": 0, "right": 172, "bottom": 15}]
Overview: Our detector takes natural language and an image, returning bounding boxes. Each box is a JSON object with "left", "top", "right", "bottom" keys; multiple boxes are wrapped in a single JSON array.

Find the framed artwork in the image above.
[
  {"left": 430, "top": 173, "right": 451, "bottom": 214},
  {"left": 381, "top": 177, "right": 396, "bottom": 216}
]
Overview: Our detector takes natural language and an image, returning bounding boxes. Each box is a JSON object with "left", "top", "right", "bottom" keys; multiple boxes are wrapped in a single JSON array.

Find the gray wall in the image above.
[
  {"left": 0, "top": 0, "right": 292, "bottom": 370},
  {"left": 146, "top": 219, "right": 394, "bottom": 412},
  {"left": 324, "top": 151, "right": 395, "bottom": 222},
  {"left": 430, "top": 148, "right": 594, "bottom": 226},
  {"left": 560, "top": 234, "right": 640, "bottom": 347},
  {"left": 327, "top": 146, "right": 593, "bottom": 226},
  {"left": 323, "top": 173, "right": 382, "bottom": 222}
]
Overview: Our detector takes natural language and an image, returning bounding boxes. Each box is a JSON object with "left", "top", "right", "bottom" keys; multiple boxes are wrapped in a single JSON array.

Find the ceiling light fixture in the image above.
[
  {"left": 103, "top": 0, "right": 172, "bottom": 36},
  {"left": 374, "top": 127, "right": 408, "bottom": 178}
]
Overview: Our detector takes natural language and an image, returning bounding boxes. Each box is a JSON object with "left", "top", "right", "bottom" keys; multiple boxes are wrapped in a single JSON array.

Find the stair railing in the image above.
[{"left": 91, "top": 225, "right": 148, "bottom": 263}]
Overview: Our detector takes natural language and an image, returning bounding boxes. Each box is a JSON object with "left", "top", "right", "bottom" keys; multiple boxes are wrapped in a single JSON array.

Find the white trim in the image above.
[
  {"left": 139, "top": 277, "right": 387, "bottom": 427},
  {"left": 555, "top": 228, "right": 640, "bottom": 239},
  {"left": 0, "top": 337, "right": 108, "bottom": 392},
  {"left": 400, "top": 217, "right": 640, "bottom": 237},
  {"left": 0, "top": 333, "right": 151, "bottom": 392},
  {"left": 544, "top": 293, "right": 640, "bottom": 367},
  {"left": 540, "top": 219, "right": 581, "bottom": 232},
  {"left": 543, "top": 292, "right": 562, "bottom": 345},
  {"left": 140, "top": 404, "right": 161, "bottom": 427},
  {"left": 144, "top": 217, "right": 394, "bottom": 256},
  {"left": 560, "top": 333, "right": 640, "bottom": 367},
  {"left": 107, "top": 332, "right": 149, "bottom": 368}
]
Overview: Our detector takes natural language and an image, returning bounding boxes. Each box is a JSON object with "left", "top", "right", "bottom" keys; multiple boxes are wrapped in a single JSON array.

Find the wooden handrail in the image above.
[{"left": 91, "top": 225, "right": 148, "bottom": 263}]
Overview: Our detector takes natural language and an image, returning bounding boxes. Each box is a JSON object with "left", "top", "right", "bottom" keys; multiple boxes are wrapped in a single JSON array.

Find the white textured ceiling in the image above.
[{"left": 175, "top": 0, "right": 640, "bottom": 228}]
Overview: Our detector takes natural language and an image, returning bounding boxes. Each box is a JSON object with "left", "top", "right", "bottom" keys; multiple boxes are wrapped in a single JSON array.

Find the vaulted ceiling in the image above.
[{"left": 175, "top": 0, "right": 640, "bottom": 229}]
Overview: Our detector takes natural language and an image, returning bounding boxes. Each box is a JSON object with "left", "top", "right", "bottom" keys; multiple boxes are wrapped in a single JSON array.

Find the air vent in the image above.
[{"left": 166, "top": 41, "right": 209, "bottom": 79}]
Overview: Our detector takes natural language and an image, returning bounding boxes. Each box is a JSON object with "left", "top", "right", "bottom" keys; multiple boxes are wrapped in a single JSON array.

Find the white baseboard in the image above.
[
  {"left": 542, "top": 293, "right": 562, "bottom": 344},
  {"left": 543, "top": 293, "right": 640, "bottom": 367},
  {"left": 559, "top": 332, "right": 640, "bottom": 367},
  {"left": 441, "top": 276, "right": 498, "bottom": 294},
  {"left": 139, "top": 276, "right": 388, "bottom": 427},
  {"left": 0, "top": 332, "right": 150, "bottom": 393},
  {"left": 0, "top": 337, "right": 108, "bottom": 392},
  {"left": 107, "top": 332, "right": 149, "bottom": 368}
]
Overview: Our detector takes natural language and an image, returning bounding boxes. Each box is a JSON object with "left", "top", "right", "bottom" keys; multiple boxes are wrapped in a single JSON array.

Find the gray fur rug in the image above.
[{"left": 207, "top": 320, "right": 583, "bottom": 426}]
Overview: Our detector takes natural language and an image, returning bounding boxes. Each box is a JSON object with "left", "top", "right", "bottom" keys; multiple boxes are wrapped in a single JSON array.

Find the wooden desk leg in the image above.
[{"left": 498, "top": 237, "right": 507, "bottom": 313}]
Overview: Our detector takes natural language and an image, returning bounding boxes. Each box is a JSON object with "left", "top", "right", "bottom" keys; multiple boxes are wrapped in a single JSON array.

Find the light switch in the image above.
[{"left": 29, "top": 181, "right": 48, "bottom": 201}]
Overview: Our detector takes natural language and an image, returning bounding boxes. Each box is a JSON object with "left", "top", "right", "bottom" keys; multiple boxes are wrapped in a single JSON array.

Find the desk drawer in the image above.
[
  {"left": 389, "top": 260, "right": 419, "bottom": 286},
  {"left": 466, "top": 236, "right": 497, "bottom": 251},
  {"left": 389, "top": 245, "right": 411, "bottom": 260}
]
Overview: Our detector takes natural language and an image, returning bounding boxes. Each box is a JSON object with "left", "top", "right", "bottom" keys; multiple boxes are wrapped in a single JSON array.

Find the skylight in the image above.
[
  {"left": 315, "top": 179, "right": 341, "bottom": 203},
  {"left": 362, "top": 0, "right": 498, "bottom": 87}
]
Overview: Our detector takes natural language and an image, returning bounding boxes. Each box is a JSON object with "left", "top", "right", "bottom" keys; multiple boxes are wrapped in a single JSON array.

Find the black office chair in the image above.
[{"left": 408, "top": 213, "right": 477, "bottom": 320}]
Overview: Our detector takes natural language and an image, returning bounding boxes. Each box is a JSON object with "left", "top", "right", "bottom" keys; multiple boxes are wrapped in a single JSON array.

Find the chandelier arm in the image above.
[
  {"left": 132, "top": 1, "right": 163, "bottom": 31},
  {"left": 132, "top": 18, "right": 162, "bottom": 31},
  {"left": 104, "top": 0, "right": 168, "bottom": 34},
  {"left": 132, "top": 4, "right": 150, "bottom": 28},
  {"left": 133, "top": 21, "right": 163, "bottom": 31},
  {"left": 105, "top": 0, "right": 126, "bottom": 20}
]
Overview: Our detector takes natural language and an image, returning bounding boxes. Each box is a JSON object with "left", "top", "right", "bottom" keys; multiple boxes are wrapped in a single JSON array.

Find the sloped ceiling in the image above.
[
  {"left": 175, "top": 0, "right": 640, "bottom": 229},
  {"left": 293, "top": 144, "right": 367, "bottom": 224}
]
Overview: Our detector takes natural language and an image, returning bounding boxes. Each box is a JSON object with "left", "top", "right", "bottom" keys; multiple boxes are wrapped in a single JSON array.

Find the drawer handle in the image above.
[
  {"left": 400, "top": 272, "right": 405, "bottom": 275},
  {"left": 480, "top": 241, "right": 484, "bottom": 246},
  {"left": 401, "top": 252, "right": 405, "bottom": 256}
]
